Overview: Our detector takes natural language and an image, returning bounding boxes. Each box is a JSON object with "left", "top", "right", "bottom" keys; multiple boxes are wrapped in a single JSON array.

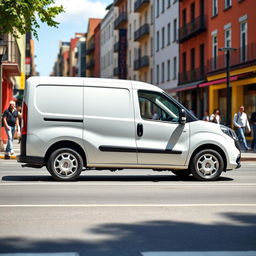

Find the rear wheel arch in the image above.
[
  {"left": 44, "top": 140, "right": 87, "bottom": 168},
  {"left": 189, "top": 144, "right": 227, "bottom": 172}
]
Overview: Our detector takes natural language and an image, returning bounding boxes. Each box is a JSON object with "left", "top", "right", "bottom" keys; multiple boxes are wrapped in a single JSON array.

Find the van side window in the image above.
[{"left": 138, "top": 91, "right": 180, "bottom": 122}]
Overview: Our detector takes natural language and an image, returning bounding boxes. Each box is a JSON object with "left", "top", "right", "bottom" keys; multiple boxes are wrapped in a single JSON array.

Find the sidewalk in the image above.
[{"left": 1, "top": 140, "right": 255, "bottom": 161}]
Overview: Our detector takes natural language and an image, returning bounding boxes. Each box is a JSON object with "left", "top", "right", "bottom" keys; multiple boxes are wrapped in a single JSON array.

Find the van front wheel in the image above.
[
  {"left": 47, "top": 148, "right": 83, "bottom": 181},
  {"left": 190, "top": 149, "right": 224, "bottom": 181}
]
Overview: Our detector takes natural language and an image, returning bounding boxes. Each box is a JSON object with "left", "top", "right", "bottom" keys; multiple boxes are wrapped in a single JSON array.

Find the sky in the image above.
[{"left": 35, "top": 0, "right": 113, "bottom": 76}]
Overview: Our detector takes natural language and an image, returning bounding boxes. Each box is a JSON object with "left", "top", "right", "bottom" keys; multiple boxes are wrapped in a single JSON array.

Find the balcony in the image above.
[
  {"left": 114, "top": 0, "right": 125, "bottom": 6},
  {"left": 86, "top": 59, "right": 95, "bottom": 69},
  {"left": 134, "top": 56, "right": 149, "bottom": 70},
  {"left": 113, "top": 67, "right": 119, "bottom": 76},
  {"left": 86, "top": 42, "right": 95, "bottom": 55},
  {"left": 178, "top": 15, "right": 207, "bottom": 43},
  {"left": 207, "top": 43, "right": 256, "bottom": 74},
  {"left": 2, "top": 39, "right": 21, "bottom": 76},
  {"left": 134, "top": 0, "right": 150, "bottom": 12},
  {"left": 114, "top": 12, "right": 128, "bottom": 30},
  {"left": 114, "top": 42, "right": 119, "bottom": 53},
  {"left": 134, "top": 24, "right": 150, "bottom": 42},
  {"left": 178, "top": 67, "right": 205, "bottom": 85}
]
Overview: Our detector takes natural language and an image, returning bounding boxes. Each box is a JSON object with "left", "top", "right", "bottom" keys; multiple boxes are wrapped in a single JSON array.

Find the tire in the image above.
[
  {"left": 190, "top": 149, "right": 224, "bottom": 181},
  {"left": 47, "top": 148, "right": 83, "bottom": 181},
  {"left": 171, "top": 169, "right": 191, "bottom": 177}
]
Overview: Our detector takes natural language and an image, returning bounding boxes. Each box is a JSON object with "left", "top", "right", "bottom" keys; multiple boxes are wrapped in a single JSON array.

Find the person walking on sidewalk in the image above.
[
  {"left": 233, "top": 105, "right": 251, "bottom": 151},
  {"left": 251, "top": 111, "right": 256, "bottom": 151},
  {"left": 2, "top": 101, "right": 19, "bottom": 157}
]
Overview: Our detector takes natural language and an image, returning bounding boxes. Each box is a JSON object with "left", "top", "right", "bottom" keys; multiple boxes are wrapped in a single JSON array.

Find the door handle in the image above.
[{"left": 137, "top": 123, "right": 143, "bottom": 137}]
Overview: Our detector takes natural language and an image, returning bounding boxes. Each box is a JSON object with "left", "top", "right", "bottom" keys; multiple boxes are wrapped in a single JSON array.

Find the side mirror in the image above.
[{"left": 179, "top": 109, "right": 186, "bottom": 124}]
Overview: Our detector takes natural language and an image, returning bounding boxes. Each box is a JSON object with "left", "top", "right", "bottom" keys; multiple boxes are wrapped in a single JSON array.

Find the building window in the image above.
[
  {"left": 156, "top": 31, "right": 160, "bottom": 51},
  {"left": 167, "top": 23, "right": 171, "bottom": 45},
  {"left": 162, "top": 0, "right": 165, "bottom": 13},
  {"left": 225, "top": 0, "right": 232, "bottom": 9},
  {"left": 167, "top": 60, "right": 171, "bottom": 81},
  {"left": 173, "top": 19, "right": 177, "bottom": 42},
  {"left": 156, "top": 64, "right": 159, "bottom": 84},
  {"left": 240, "top": 21, "right": 247, "bottom": 62},
  {"left": 190, "top": 2, "right": 195, "bottom": 22},
  {"left": 162, "top": 62, "right": 165, "bottom": 83},
  {"left": 225, "top": 28, "right": 232, "bottom": 48},
  {"left": 212, "top": 0, "right": 218, "bottom": 16},
  {"left": 156, "top": 0, "right": 160, "bottom": 17},
  {"left": 190, "top": 48, "right": 195, "bottom": 71},
  {"left": 212, "top": 35, "right": 218, "bottom": 70},
  {"left": 173, "top": 56, "right": 177, "bottom": 79},
  {"left": 162, "top": 27, "right": 165, "bottom": 49}
]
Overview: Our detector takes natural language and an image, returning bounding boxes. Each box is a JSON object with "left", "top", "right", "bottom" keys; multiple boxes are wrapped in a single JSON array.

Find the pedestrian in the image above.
[
  {"left": 233, "top": 105, "right": 251, "bottom": 151},
  {"left": 250, "top": 110, "right": 256, "bottom": 151},
  {"left": 2, "top": 101, "right": 19, "bottom": 157},
  {"left": 202, "top": 111, "right": 210, "bottom": 122},
  {"left": 210, "top": 109, "right": 221, "bottom": 124},
  {"left": 16, "top": 105, "right": 22, "bottom": 143}
]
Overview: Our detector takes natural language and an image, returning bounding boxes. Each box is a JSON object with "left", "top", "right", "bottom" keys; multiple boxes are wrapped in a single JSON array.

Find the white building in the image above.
[
  {"left": 100, "top": 4, "right": 115, "bottom": 78},
  {"left": 154, "top": 0, "right": 179, "bottom": 93}
]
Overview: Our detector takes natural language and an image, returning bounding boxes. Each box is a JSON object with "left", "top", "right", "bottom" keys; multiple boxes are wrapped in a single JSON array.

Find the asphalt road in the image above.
[{"left": 0, "top": 160, "right": 256, "bottom": 256}]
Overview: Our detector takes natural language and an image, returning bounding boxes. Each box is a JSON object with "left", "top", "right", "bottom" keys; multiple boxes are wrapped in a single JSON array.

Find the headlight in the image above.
[{"left": 220, "top": 125, "right": 238, "bottom": 140}]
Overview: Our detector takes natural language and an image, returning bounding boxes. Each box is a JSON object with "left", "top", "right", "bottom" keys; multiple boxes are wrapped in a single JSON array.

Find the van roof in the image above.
[{"left": 26, "top": 76, "right": 162, "bottom": 92}]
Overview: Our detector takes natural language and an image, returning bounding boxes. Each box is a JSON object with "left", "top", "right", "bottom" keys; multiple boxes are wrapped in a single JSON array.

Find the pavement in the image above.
[{"left": 0, "top": 140, "right": 255, "bottom": 161}]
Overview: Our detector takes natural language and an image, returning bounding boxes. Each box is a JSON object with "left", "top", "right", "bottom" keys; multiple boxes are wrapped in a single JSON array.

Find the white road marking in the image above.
[
  {"left": 0, "top": 253, "right": 79, "bottom": 256},
  {"left": 0, "top": 204, "right": 256, "bottom": 208},
  {"left": 141, "top": 251, "right": 256, "bottom": 256},
  {"left": 0, "top": 182, "right": 256, "bottom": 186}
]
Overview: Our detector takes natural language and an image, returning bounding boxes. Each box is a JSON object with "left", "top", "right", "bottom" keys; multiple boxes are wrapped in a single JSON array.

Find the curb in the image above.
[{"left": 0, "top": 155, "right": 17, "bottom": 160}]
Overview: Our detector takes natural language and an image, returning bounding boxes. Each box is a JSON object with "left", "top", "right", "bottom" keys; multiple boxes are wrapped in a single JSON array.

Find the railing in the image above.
[
  {"left": 134, "top": 24, "right": 150, "bottom": 41},
  {"left": 86, "top": 59, "right": 95, "bottom": 69},
  {"left": 178, "top": 66, "right": 205, "bottom": 84},
  {"left": 178, "top": 15, "right": 207, "bottom": 43},
  {"left": 114, "top": 12, "right": 128, "bottom": 30},
  {"left": 207, "top": 43, "right": 256, "bottom": 74},
  {"left": 114, "top": 0, "right": 125, "bottom": 6},
  {"left": 86, "top": 42, "right": 95, "bottom": 55},
  {"left": 113, "top": 67, "right": 119, "bottom": 76},
  {"left": 134, "top": 56, "right": 149, "bottom": 70},
  {"left": 134, "top": 0, "right": 150, "bottom": 12}
]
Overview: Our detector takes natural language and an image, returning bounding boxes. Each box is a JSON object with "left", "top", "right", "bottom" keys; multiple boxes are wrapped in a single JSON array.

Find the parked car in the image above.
[{"left": 17, "top": 77, "right": 241, "bottom": 181}]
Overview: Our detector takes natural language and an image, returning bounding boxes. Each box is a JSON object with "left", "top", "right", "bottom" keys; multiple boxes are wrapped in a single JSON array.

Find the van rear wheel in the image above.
[
  {"left": 190, "top": 149, "right": 224, "bottom": 181},
  {"left": 47, "top": 148, "right": 83, "bottom": 181}
]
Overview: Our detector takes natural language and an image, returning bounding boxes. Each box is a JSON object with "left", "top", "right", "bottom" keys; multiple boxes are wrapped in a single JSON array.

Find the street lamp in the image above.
[
  {"left": 0, "top": 40, "right": 7, "bottom": 151},
  {"left": 219, "top": 47, "right": 237, "bottom": 127}
]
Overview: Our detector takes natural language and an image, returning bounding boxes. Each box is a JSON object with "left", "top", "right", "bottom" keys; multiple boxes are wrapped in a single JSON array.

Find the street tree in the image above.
[{"left": 0, "top": 0, "right": 64, "bottom": 39}]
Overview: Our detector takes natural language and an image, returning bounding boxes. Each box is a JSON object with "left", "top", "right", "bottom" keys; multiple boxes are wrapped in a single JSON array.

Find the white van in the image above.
[{"left": 17, "top": 77, "right": 241, "bottom": 181}]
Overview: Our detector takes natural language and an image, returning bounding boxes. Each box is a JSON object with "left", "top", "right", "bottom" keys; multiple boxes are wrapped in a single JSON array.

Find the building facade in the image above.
[
  {"left": 177, "top": 0, "right": 209, "bottom": 119},
  {"left": 206, "top": 0, "right": 256, "bottom": 123},
  {"left": 1, "top": 33, "right": 25, "bottom": 144},
  {"left": 154, "top": 0, "right": 179, "bottom": 93},
  {"left": 101, "top": 4, "right": 115, "bottom": 78},
  {"left": 86, "top": 18, "right": 102, "bottom": 77}
]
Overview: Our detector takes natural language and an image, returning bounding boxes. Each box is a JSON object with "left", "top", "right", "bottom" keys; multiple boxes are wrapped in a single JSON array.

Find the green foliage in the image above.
[{"left": 0, "top": 0, "right": 64, "bottom": 40}]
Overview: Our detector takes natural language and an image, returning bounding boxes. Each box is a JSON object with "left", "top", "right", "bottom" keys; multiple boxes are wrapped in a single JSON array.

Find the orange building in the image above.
[
  {"left": 86, "top": 18, "right": 102, "bottom": 77},
  {"left": 177, "top": 0, "right": 209, "bottom": 118},
  {"left": 205, "top": 0, "right": 256, "bottom": 123}
]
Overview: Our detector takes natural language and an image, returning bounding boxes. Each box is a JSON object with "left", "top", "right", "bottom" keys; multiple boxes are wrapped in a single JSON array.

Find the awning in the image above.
[
  {"left": 199, "top": 76, "right": 238, "bottom": 88},
  {"left": 167, "top": 80, "right": 205, "bottom": 93}
]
